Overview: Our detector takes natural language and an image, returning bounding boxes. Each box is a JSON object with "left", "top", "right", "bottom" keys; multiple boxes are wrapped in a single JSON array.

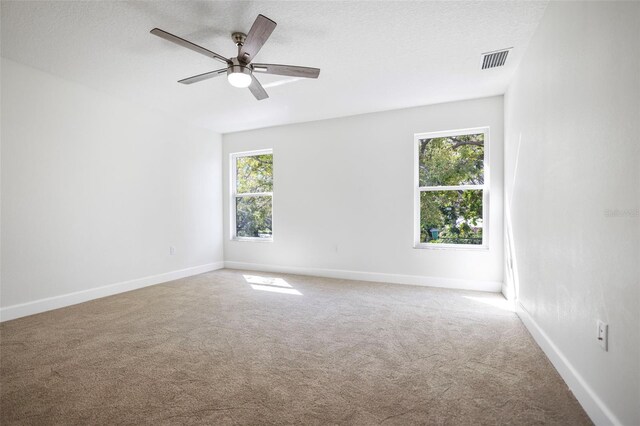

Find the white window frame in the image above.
[
  {"left": 230, "top": 149, "right": 273, "bottom": 242},
  {"left": 413, "top": 127, "right": 490, "bottom": 250}
]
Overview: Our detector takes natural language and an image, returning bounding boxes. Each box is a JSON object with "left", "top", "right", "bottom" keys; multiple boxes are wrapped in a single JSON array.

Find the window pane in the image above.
[
  {"left": 419, "top": 133, "right": 484, "bottom": 186},
  {"left": 420, "top": 190, "right": 483, "bottom": 245},
  {"left": 236, "top": 154, "right": 273, "bottom": 193},
  {"left": 236, "top": 196, "right": 272, "bottom": 238}
]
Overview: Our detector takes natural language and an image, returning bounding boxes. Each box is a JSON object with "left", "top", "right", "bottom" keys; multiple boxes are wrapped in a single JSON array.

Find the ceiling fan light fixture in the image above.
[{"left": 227, "top": 66, "right": 252, "bottom": 88}]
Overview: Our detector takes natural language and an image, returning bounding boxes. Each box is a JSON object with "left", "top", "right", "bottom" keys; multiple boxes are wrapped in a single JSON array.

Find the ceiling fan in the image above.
[{"left": 150, "top": 14, "right": 320, "bottom": 100}]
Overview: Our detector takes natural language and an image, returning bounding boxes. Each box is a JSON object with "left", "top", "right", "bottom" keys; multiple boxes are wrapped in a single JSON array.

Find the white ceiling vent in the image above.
[{"left": 480, "top": 48, "right": 512, "bottom": 70}]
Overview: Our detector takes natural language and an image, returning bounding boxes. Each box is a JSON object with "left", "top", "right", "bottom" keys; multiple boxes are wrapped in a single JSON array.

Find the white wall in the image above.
[
  {"left": 504, "top": 2, "right": 639, "bottom": 425},
  {"left": 0, "top": 58, "right": 224, "bottom": 319},
  {"left": 223, "top": 96, "right": 504, "bottom": 291}
]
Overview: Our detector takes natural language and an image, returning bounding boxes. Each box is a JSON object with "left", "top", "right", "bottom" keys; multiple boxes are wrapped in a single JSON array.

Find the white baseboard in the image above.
[
  {"left": 516, "top": 301, "right": 619, "bottom": 426},
  {"left": 0, "top": 262, "right": 224, "bottom": 322},
  {"left": 224, "top": 261, "right": 502, "bottom": 292},
  {"left": 501, "top": 280, "right": 515, "bottom": 301}
]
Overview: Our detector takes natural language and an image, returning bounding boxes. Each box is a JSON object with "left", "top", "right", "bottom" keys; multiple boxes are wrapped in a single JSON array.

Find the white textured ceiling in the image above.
[{"left": 1, "top": 1, "right": 547, "bottom": 133}]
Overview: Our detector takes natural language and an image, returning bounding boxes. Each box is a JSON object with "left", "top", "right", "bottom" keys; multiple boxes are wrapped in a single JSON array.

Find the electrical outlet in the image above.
[
  {"left": 169, "top": 246, "right": 176, "bottom": 255},
  {"left": 596, "top": 320, "right": 608, "bottom": 351}
]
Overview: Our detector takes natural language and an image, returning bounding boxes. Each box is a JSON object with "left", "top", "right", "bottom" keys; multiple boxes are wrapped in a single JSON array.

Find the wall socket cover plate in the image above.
[{"left": 597, "top": 320, "right": 608, "bottom": 351}]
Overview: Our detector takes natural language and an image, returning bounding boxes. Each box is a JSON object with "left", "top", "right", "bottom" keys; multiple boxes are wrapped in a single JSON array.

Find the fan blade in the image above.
[
  {"left": 238, "top": 15, "right": 277, "bottom": 64},
  {"left": 248, "top": 75, "right": 269, "bottom": 100},
  {"left": 178, "top": 68, "right": 227, "bottom": 85},
  {"left": 252, "top": 63, "right": 320, "bottom": 79},
  {"left": 150, "top": 28, "right": 229, "bottom": 65}
]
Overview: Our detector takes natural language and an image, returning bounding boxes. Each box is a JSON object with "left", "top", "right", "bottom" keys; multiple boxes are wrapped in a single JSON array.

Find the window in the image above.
[
  {"left": 414, "top": 127, "right": 489, "bottom": 249},
  {"left": 231, "top": 149, "right": 273, "bottom": 241}
]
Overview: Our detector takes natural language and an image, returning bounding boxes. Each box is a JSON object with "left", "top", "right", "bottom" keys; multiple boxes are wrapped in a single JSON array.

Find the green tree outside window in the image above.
[
  {"left": 418, "top": 133, "right": 485, "bottom": 245},
  {"left": 234, "top": 153, "right": 273, "bottom": 239}
]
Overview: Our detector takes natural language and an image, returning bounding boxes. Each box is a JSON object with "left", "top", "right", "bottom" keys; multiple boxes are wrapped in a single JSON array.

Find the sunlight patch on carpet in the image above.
[
  {"left": 463, "top": 295, "right": 514, "bottom": 312},
  {"left": 244, "top": 274, "right": 302, "bottom": 295}
]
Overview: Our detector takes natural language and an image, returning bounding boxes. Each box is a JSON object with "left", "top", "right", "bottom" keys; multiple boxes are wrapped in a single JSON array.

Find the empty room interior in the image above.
[{"left": 1, "top": 1, "right": 639, "bottom": 425}]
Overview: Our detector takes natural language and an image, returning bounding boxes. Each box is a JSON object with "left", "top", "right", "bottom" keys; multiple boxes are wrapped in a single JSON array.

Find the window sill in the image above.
[
  {"left": 414, "top": 243, "right": 488, "bottom": 251},
  {"left": 232, "top": 237, "right": 273, "bottom": 243}
]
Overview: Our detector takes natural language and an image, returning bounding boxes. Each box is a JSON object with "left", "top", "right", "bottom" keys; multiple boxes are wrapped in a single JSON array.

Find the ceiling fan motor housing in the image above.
[{"left": 228, "top": 58, "right": 252, "bottom": 77}]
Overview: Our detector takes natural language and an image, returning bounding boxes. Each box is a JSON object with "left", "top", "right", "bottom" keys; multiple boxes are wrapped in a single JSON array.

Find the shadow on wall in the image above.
[
  {"left": 503, "top": 131, "right": 523, "bottom": 305},
  {"left": 504, "top": 197, "right": 520, "bottom": 306}
]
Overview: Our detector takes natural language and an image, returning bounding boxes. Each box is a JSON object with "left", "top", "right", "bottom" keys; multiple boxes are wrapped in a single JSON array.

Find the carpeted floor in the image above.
[{"left": 1, "top": 269, "right": 590, "bottom": 425}]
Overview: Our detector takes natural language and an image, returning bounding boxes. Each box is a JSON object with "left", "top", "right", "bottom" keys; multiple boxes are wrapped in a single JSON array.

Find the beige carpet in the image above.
[{"left": 1, "top": 269, "right": 590, "bottom": 425}]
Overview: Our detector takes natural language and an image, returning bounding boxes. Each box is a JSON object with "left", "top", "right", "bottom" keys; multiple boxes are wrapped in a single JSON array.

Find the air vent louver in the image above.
[{"left": 481, "top": 48, "right": 511, "bottom": 70}]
